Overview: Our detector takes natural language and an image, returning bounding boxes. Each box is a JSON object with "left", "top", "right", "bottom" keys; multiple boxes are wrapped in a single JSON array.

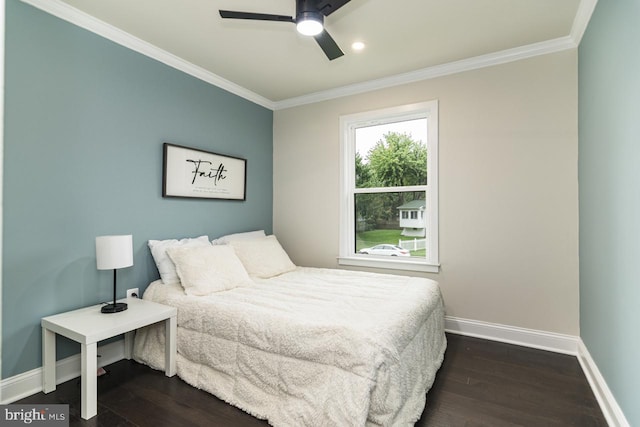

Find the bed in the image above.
[{"left": 133, "top": 234, "right": 446, "bottom": 426}]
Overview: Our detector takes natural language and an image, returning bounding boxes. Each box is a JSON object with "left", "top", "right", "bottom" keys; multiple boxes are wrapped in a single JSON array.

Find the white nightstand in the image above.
[{"left": 41, "top": 297, "right": 177, "bottom": 420}]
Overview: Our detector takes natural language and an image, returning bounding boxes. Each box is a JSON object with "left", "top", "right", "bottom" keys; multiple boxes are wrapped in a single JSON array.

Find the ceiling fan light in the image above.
[{"left": 296, "top": 12, "right": 323, "bottom": 36}]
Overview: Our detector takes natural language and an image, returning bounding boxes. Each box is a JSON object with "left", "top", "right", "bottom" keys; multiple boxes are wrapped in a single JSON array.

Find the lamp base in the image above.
[{"left": 101, "top": 302, "right": 128, "bottom": 314}]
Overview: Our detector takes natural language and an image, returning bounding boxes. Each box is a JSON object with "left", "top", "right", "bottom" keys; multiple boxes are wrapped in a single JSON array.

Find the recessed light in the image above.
[{"left": 351, "top": 41, "right": 365, "bottom": 51}]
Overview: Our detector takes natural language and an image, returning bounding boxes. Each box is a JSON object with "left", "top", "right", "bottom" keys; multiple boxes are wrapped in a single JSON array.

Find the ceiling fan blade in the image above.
[
  {"left": 219, "top": 10, "right": 294, "bottom": 23},
  {"left": 317, "top": 0, "right": 351, "bottom": 16},
  {"left": 314, "top": 30, "right": 344, "bottom": 60}
]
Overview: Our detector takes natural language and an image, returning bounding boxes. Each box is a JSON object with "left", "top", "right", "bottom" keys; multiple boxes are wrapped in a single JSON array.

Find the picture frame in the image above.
[{"left": 162, "top": 143, "right": 247, "bottom": 201}]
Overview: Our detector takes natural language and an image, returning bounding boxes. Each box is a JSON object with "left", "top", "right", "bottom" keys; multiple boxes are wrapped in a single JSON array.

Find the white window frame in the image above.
[{"left": 338, "top": 100, "right": 439, "bottom": 273}]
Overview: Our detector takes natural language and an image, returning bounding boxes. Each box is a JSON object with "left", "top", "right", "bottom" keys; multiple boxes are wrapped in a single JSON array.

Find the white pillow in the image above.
[
  {"left": 211, "top": 229, "right": 266, "bottom": 245},
  {"left": 148, "top": 235, "right": 210, "bottom": 284},
  {"left": 230, "top": 235, "right": 296, "bottom": 279},
  {"left": 167, "top": 245, "right": 253, "bottom": 296}
]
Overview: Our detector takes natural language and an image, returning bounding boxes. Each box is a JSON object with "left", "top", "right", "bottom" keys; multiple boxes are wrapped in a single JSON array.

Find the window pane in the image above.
[
  {"left": 355, "top": 191, "right": 427, "bottom": 258},
  {"left": 355, "top": 118, "right": 428, "bottom": 188}
]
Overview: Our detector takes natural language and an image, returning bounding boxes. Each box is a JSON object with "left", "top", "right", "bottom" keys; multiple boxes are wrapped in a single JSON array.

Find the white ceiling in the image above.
[{"left": 30, "top": 0, "right": 594, "bottom": 109}]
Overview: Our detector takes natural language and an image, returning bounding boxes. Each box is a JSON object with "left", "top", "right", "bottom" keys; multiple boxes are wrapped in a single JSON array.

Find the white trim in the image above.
[
  {"left": 19, "top": 0, "right": 597, "bottom": 112},
  {"left": 274, "top": 0, "right": 597, "bottom": 109},
  {"left": 578, "top": 340, "right": 630, "bottom": 427},
  {"left": 19, "top": 0, "right": 275, "bottom": 110},
  {"left": 446, "top": 316, "right": 631, "bottom": 426},
  {"left": 275, "top": 36, "right": 576, "bottom": 110},
  {"left": 339, "top": 101, "right": 439, "bottom": 271},
  {"left": 2, "top": 318, "right": 629, "bottom": 427},
  {"left": 445, "top": 316, "right": 579, "bottom": 355},
  {"left": 0, "top": 340, "right": 124, "bottom": 404},
  {"left": 571, "top": 0, "right": 599, "bottom": 45},
  {"left": 338, "top": 256, "right": 439, "bottom": 273}
]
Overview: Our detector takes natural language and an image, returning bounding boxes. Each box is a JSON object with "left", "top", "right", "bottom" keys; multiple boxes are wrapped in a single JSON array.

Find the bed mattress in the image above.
[{"left": 133, "top": 267, "right": 446, "bottom": 426}]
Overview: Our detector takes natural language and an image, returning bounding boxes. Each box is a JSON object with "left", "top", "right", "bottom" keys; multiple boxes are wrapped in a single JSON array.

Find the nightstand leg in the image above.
[
  {"left": 165, "top": 316, "right": 176, "bottom": 377},
  {"left": 81, "top": 342, "right": 98, "bottom": 419},
  {"left": 42, "top": 328, "right": 56, "bottom": 393},
  {"left": 124, "top": 331, "right": 134, "bottom": 360}
]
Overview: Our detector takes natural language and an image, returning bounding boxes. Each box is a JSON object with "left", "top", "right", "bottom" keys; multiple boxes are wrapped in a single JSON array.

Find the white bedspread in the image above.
[{"left": 133, "top": 267, "right": 446, "bottom": 426}]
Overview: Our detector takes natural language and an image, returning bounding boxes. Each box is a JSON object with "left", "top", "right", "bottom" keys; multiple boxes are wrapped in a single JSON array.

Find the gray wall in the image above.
[
  {"left": 3, "top": 0, "right": 273, "bottom": 378},
  {"left": 578, "top": 1, "right": 639, "bottom": 425}
]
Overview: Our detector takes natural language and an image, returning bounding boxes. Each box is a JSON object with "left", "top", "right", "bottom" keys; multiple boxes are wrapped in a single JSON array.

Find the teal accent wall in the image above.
[
  {"left": 579, "top": 1, "right": 640, "bottom": 425},
  {"left": 3, "top": 0, "right": 273, "bottom": 378}
]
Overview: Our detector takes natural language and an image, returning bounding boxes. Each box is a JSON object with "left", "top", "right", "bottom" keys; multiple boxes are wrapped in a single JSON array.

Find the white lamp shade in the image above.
[{"left": 96, "top": 235, "right": 133, "bottom": 270}]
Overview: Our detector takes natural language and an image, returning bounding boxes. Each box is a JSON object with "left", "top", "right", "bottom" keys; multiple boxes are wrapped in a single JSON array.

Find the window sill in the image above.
[{"left": 337, "top": 256, "right": 440, "bottom": 273}]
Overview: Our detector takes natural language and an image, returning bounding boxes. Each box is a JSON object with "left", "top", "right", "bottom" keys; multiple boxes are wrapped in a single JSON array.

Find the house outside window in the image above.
[
  {"left": 339, "top": 101, "right": 439, "bottom": 272},
  {"left": 398, "top": 200, "right": 425, "bottom": 237}
]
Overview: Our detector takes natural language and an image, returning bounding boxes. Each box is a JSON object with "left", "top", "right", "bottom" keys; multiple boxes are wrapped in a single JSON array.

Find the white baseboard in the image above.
[
  {"left": 577, "top": 340, "right": 630, "bottom": 427},
  {"left": 1, "top": 340, "right": 124, "bottom": 404},
  {"left": 1, "top": 318, "right": 629, "bottom": 426},
  {"left": 445, "top": 315, "right": 631, "bottom": 426},
  {"left": 445, "top": 315, "right": 579, "bottom": 355}
]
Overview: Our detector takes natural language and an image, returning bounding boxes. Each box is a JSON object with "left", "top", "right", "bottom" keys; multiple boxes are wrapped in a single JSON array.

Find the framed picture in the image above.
[{"left": 162, "top": 143, "right": 246, "bottom": 200}]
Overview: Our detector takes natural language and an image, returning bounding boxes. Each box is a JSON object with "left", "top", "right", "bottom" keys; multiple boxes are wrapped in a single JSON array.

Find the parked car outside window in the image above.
[{"left": 358, "top": 244, "right": 410, "bottom": 257}]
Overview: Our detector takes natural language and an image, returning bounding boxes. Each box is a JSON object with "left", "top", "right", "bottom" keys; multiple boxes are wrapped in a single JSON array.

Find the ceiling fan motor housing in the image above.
[
  {"left": 297, "top": 0, "right": 319, "bottom": 14},
  {"left": 297, "top": 10, "right": 323, "bottom": 24},
  {"left": 296, "top": 0, "right": 324, "bottom": 25}
]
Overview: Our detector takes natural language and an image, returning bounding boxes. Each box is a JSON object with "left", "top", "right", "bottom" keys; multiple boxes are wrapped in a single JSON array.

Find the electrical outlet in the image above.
[{"left": 126, "top": 288, "right": 139, "bottom": 299}]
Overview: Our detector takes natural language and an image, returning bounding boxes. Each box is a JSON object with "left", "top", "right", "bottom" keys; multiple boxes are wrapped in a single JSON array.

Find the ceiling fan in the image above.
[{"left": 219, "top": 0, "right": 351, "bottom": 61}]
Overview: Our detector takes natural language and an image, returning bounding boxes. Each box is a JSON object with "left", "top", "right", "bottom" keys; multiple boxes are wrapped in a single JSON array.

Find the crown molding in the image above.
[
  {"left": 571, "top": 0, "right": 598, "bottom": 45},
  {"left": 273, "top": 35, "right": 576, "bottom": 110},
  {"left": 20, "top": 0, "right": 597, "bottom": 112},
  {"left": 273, "top": 0, "right": 597, "bottom": 109},
  {"left": 19, "top": 0, "right": 276, "bottom": 110}
]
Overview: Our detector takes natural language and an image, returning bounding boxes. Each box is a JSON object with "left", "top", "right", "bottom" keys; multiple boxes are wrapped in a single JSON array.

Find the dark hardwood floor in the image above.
[
  {"left": 17, "top": 333, "right": 607, "bottom": 426},
  {"left": 416, "top": 334, "right": 606, "bottom": 426}
]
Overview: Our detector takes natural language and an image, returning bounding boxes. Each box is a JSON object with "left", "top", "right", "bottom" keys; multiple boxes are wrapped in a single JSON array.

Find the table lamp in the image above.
[{"left": 96, "top": 235, "right": 133, "bottom": 313}]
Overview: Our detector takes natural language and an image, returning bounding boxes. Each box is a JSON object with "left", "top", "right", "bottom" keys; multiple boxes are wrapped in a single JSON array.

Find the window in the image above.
[{"left": 339, "top": 101, "right": 439, "bottom": 272}]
